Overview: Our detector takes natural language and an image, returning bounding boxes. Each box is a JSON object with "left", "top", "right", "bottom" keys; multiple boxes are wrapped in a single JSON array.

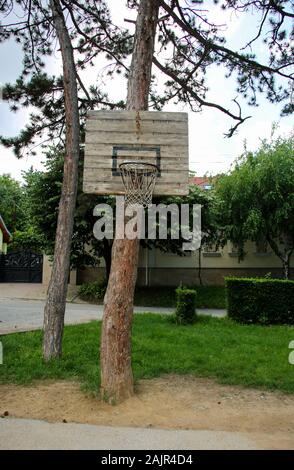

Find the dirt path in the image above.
[{"left": 1, "top": 375, "right": 294, "bottom": 449}]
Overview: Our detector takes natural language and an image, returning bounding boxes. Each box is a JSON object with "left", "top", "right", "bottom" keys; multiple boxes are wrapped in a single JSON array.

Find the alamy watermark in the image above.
[{"left": 93, "top": 196, "right": 201, "bottom": 251}]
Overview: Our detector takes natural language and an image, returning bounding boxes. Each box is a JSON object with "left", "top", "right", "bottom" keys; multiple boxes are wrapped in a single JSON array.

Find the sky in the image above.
[{"left": 0, "top": 0, "right": 293, "bottom": 181}]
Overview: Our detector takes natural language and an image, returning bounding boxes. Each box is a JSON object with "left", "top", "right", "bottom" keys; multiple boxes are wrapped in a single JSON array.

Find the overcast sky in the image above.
[{"left": 0, "top": 0, "right": 293, "bottom": 181}]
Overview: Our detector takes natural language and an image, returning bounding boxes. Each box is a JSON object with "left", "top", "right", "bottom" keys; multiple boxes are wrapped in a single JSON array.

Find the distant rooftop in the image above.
[{"left": 189, "top": 176, "right": 213, "bottom": 190}]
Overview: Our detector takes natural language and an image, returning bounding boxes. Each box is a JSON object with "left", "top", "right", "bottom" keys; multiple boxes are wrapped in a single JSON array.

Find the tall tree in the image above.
[
  {"left": 42, "top": 0, "right": 80, "bottom": 359},
  {"left": 100, "top": 0, "right": 159, "bottom": 403},
  {"left": 100, "top": 0, "right": 293, "bottom": 402},
  {"left": 23, "top": 148, "right": 112, "bottom": 272},
  {"left": 0, "top": 0, "right": 127, "bottom": 360},
  {"left": 0, "top": 174, "right": 26, "bottom": 231},
  {"left": 215, "top": 133, "right": 294, "bottom": 279},
  {"left": 153, "top": 0, "right": 293, "bottom": 135},
  {"left": 1, "top": 0, "right": 293, "bottom": 388}
]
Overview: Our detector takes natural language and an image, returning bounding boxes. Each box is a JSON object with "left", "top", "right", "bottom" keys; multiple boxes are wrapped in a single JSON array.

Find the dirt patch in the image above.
[{"left": 1, "top": 375, "right": 294, "bottom": 449}]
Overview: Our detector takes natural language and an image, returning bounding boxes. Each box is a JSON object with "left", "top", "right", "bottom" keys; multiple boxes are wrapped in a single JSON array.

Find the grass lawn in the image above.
[
  {"left": 1, "top": 314, "right": 294, "bottom": 395},
  {"left": 80, "top": 285, "right": 226, "bottom": 309},
  {"left": 134, "top": 286, "right": 226, "bottom": 308}
]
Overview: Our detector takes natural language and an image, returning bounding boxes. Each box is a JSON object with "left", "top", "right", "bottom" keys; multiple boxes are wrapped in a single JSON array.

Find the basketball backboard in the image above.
[{"left": 83, "top": 110, "right": 189, "bottom": 196}]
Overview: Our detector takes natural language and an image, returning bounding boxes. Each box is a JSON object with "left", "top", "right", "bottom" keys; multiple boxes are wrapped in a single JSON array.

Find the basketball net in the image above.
[{"left": 119, "top": 162, "right": 159, "bottom": 208}]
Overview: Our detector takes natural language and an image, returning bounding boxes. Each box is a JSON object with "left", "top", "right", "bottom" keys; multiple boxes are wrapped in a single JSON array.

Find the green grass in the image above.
[
  {"left": 78, "top": 283, "right": 226, "bottom": 309},
  {"left": 1, "top": 314, "right": 294, "bottom": 395},
  {"left": 134, "top": 285, "right": 226, "bottom": 309}
]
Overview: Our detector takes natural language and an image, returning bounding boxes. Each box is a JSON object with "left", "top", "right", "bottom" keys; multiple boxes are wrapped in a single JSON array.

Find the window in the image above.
[{"left": 203, "top": 243, "right": 222, "bottom": 257}]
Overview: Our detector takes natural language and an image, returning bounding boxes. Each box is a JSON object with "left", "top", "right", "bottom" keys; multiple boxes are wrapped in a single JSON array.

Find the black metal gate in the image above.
[{"left": 0, "top": 251, "right": 43, "bottom": 283}]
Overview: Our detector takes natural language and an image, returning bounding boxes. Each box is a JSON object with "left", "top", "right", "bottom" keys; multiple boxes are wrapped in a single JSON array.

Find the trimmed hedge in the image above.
[
  {"left": 78, "top": 280, "right": 107, "bottom": 301},
  {"left": 225, "top": 277, "right": 294, "bottom": 325},
  {"left": 175, "top": 287, "right": 197, "bottom": 325}
]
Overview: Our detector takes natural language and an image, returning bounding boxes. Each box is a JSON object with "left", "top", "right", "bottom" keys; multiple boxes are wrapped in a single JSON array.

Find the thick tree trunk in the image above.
[
  {"left": 100, "top": 0, "right": 159, "bottom": 403},
  {"left": 103, "top": 239, "right": 112, "bottom": 281},
  {"left": 198, "top": 247, "right": 203, "bottom": 285},
  {"left": 43, "top": 0, "right": 80, "bottom": 360}
]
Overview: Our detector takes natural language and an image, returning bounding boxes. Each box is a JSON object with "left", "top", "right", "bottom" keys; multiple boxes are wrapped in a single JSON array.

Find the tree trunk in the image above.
[
  {"left": 198, "top": 247, "right": 203, "bottom": 285},
  {"left": 43, "top": 0, "right": 80, "bottom": 360},
  {"left": 266, "top": 236, "right": 292, "bottom": 280},
  {"left": 283, "top": 256, "right": 290, "bottom": 280},
  {"left": 100, "top": 0, "right": 159, "bottom": 403},
  {"left": 103, "top": 238, "right": 112, "bottom": 281}
]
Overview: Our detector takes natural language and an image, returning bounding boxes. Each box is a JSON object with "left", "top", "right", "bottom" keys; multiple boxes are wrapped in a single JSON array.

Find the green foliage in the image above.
[
  {"left": 1, "top": 315, "right": 294, "bottom": 394},
  {"left": 78, "top": 280, "right": 107, "bottom": 301},
  {"left": 225, "top": 277, "right": 294, "bottom": 325},
  {"left": 148, "top": 184, "right": 218, "bottom": 256},
  {"left": 0, "top": 174, "right": 26, "bottom": 231},
  {"left": 78, "top": 284, "right": 226, "bottom": 309},
  {"left": 8, "top": 228, "right": 43, "bottom": 252},
  {"left": 175, "top": 287, "right": 197, "bottom": 324},
  {"left": 195, "top": 285, "right": 226, "bottom": 309},
  {"left": 0, "top": 2, "right": 128, "bottom": 158},
  {"left": 216, "top": 133, "right": 294, "bottom": 277},
  {"left": 22, "top": 148, "right": 112, "bottom": 268},
  {"left": 0, "top": 0, "right": 293, "bottom": 163}
]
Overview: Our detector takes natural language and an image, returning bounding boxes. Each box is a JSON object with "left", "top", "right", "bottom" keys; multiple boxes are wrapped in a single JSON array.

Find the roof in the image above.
[
  {"left": 0, "top": 215, "right": 12, "bottom": 243},
  {"left": 189, "top": 176, "right": 213, "bottom": 190}
]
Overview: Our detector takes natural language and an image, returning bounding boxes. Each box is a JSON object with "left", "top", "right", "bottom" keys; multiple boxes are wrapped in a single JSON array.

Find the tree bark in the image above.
[
  {"left": 283, "top": 254, "right": 290, "bottom": 280},
  {"left": 103, "top": 238, "right": 112, "bottom": 281},
  {"left": 267, "top": 236, "right": 293, "bottom": 280},
  {"left": 100, "top": 0, "right": 159, "bottom": 403},
  {"left": 198, "top": 247, "right": 203, "bottom": 285},
  {"left": 43, "top": 0, "right": 80, "bottom": 360}
]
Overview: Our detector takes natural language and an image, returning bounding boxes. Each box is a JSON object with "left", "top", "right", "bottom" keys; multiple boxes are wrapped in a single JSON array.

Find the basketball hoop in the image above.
[{"left": 119, "top": 162, "right": 159, "bottom": 208}]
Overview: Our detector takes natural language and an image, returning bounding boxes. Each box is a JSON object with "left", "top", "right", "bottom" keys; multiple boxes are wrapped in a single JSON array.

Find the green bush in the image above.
[
  {"left": 78, "top": 280, "right": 107, "bottom": 301},
  {"left": 175, "top": 287, "right": 197, "bottom": 324},
  {"left": 225, "top": 277, "right": 294, "bottom": 325}
]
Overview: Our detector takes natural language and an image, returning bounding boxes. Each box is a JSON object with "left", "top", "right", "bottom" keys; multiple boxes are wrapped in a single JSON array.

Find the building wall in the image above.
[
  {"left": 77, "top": 241, "right": 293, "bottom": 286},
  {"left": 42, "top": 255, "right": 77, "bottom": 286}
]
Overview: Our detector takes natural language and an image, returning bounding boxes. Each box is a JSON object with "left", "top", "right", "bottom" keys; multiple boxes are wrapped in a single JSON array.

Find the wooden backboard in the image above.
[{"left": 83, "top": 110, "right": 189, "bottom": 196}]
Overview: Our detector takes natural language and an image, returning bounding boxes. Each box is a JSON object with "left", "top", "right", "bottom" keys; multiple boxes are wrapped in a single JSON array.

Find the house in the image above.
[
  {"left": 189, "top": 176, "right": 213, "bottom": 190},
  {"left": 0, "top": 215, "right": 11, "bottom": 254}
]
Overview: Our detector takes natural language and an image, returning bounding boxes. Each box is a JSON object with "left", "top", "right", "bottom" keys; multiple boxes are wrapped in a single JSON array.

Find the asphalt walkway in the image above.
[
  {"left": 0, "top": 299, "right": 226, "bottom": 335},
  {"left": 0, "top": 418, "right": 257, "bottom": 450}
]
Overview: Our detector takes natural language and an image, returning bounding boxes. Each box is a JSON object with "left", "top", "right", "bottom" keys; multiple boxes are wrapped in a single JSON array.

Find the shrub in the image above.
[
  {"left": 225, "top": 277, "right": 294, "bottom": 325},
  {"left": 78, "top": 280, "right": 107, "bottom": 301},
  {"left": 175, "top": 287, "right": 197, "bottom": 324}
]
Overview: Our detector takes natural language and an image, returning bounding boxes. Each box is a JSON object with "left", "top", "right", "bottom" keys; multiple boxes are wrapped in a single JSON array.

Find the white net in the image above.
[{"left": 119, "top": 162, "right": 159, "bottom": 208}]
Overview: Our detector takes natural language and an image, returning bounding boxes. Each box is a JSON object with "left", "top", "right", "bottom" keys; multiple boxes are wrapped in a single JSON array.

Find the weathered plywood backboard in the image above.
[{"left": 83, "top": 110, "right": 189, "bottom": 196}]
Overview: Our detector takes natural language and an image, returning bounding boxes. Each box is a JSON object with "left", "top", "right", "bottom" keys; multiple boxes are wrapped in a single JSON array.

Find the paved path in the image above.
[
  {"left": 0, "top": 299, "right": 226, "bottom": 335},
  {"left": 0, "top": 418, "right": 257, "bottom": 450}
]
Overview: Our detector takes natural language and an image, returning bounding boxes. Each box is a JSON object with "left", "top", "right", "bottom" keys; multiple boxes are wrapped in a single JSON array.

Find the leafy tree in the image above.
[
  {"left": 0, "top": 0, "right": 130, "bottom": 361},
  {"left": 149, "top": 185, "right": 218, "bottom": 284},
  {"left": 1, "top": 0, "right": 293, "bottom": 396},
  {"left": 23, "top": 149, "right": 217, "bottom": 281},
  {"left": 0, "top": 174, "right": 26, "bottom": 232},
  {"left": 23, "top": 149, "right": 113, "bottom": 274},
  {"left": 215, "top": 133, "right": 294, "bottom": 278},
  {"left": 9, "top": 228, "right": 43, "bottom": 252}
]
